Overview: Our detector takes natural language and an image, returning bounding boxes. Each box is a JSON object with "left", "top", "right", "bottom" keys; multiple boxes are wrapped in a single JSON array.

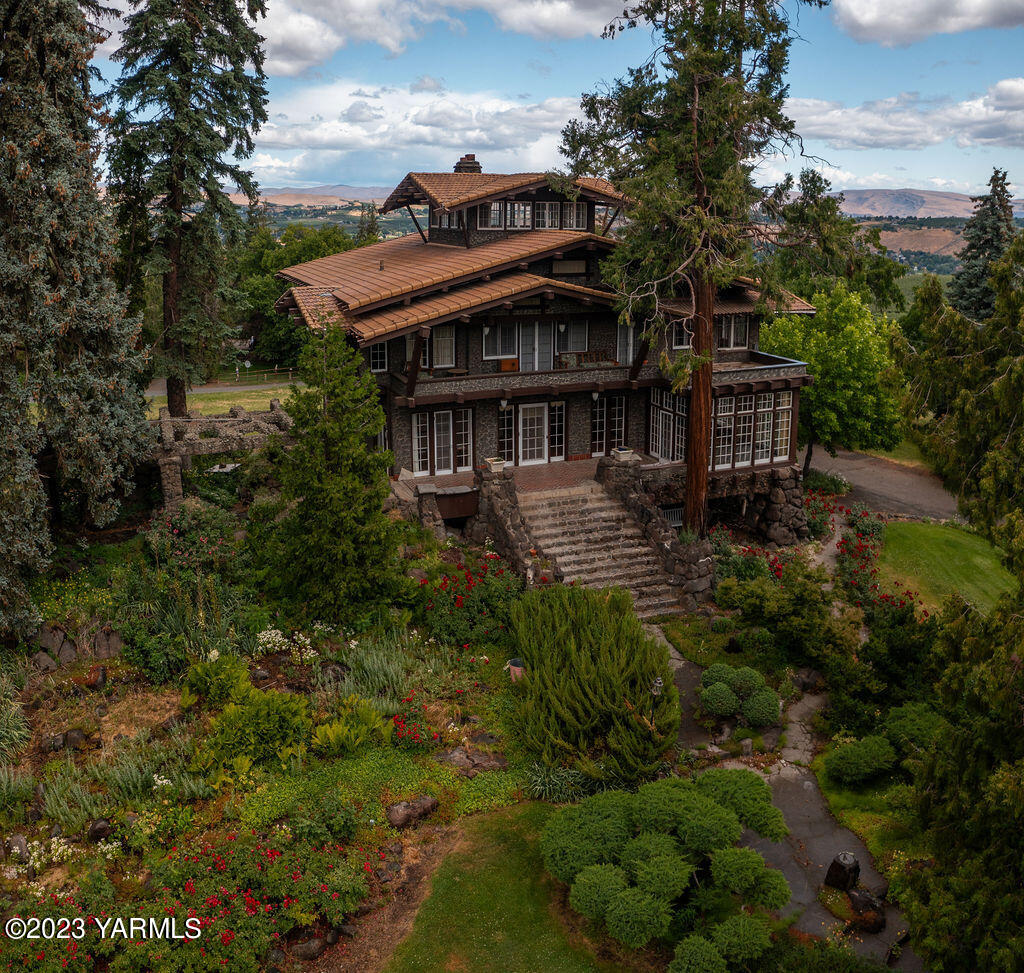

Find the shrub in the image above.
[
  {"left": 750, "top": 866, "right": 790, "bottom": 910},
  {"left": 824, "top": 735, "right": 897, "bottom": 786},
  {"left": 741, "top": 688, "right": 780, "bottom": 728},
  {"left": 701, "top": 663, "right": 736, "bottom": 688},
  {"left": 605, "top": 887, "right": 671, "bottom": 948},
  {"left": 635, "top": 854, "right": 694, "bottom": 901},
  {"left": 524, "top": 763, "right": 594, "bottom": 803},
  {"left": 121, "top": 626, "right": 191, "bottom": 684},
  {"left": 710, "top": 616, "right": 735, "bottom": 634},
  {"left": 619, "top": 832, "right": 680, "bottom": 878},
  {"left": 146, "top": 497, "right": 236, "bottom": 574},
  {"left": 634, "top": 777, "right": 699, "bottom": 833},
  {"left": 695, "top": 768, "right": 788, "bottom": 841},
  {"left": 569, "top": 863, "right": 629, "bottom": 920},
  {"left": 328, "top": 630, "right": 408, "bottom": 715},
  {"left": 710, "top": 846, "right": 767, "bottom": 896},
  {"left": 700, "top": 682, "right": 739, "bottom": 717},
  {"left": 511, "top": 586, "right": 679, "bottom": 785},
  {"left": 311, "top": 695, "right": 392, "bottom": 757},
  {"left": 803, "top": 470, "right": 850, "bottom": 495},
  {"left": 669, "top": 936, "right": 728, "bottom": 973},
  {"left": 540, "top": 790, "right": 636, "bottom": 883},
  {"left": 182, "top": 654, "right": 251, "bottom": 709},
  {"left": 884, "top": 702, "right": 946, "bottom": 755},
  {"left": 803, "top": 489, "right": 837, "bottom": 540},
  {"left": 711, "top": 913, "right": 771, "bottom": 963},
  {"left": 203, "top": 688, "right": 312, "bottom": 770},
  {"left": 676, "top": 797, "right": 743, "bottom": 855},
  {"left": 728, "top": 666, "right": 766, "bottom": 699},
  {"left": 733, "top": 627, "right": 776, "bottom": 657},
  {"left": 0, "top": 767, "right": 35, "bottom": 823}
]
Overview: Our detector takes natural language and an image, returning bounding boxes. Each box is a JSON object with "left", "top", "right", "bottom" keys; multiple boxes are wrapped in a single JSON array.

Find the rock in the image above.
[
  {"left": 49, "top": 733, "right": 67, "bottom": 752},
  {"left": 31, "top": 651, "right": 58, "bottom": 672},
  {"left": 406, "top": 567, "right": 428, "bottom": 583},
  {"left": 354, "top": 902, "right": 374, "bottom": 918},
  {"left": 87, "top": 819, "right": 112, "bottom": 842},
  {"left": 385, "top": 795, "right": 439, "bottom": 829},
  {"left": 886, "top": 929, "right": 911, "bottom": 965},
  {"left": 82, "top": 665, "right": 106, "bottom": 690},
  {"left": 34, "top": 783, "right": 45, "bottom": 805},
  {"left": 436, "top": 747, "right": 508, "bottom": 778},
  {"left": 93, "top": 629, "right": 123, "bottom": 660},
  {"left": 337, "top": 923, "right": 358, "bottom": 938},
  {"left": 848, "top": 888, "right": 886, "bottom": 933},
  {"left": 252, "top": 668, "right": 271, "bottom": 682},
  {"left": 65, "top": 728, "right": 89, "bottom": 751},
  {"left": 825, "top": 851, "right": 861, "bottom": 892},
  {"left": 263, "top": 948, "right": 286, "bottom": 967},
  {"left": 290, "top": 937, "right": 326, "bottom": 961},
  {"left": 57, "top": 643, "right": 77, "bottom": 666},
  {"left": 741, "top": 738, "right": 753, "bottom": 756},
  {"left": 37, "top": 626, "right": 65, "bottom": 653},
  {"left": 124, "top": 813, "right": 140, "bottom": 829},
  {"left": 50, "top": 823, "right": 62, "bottom": 838},
  {"left": 95, "top": 704, "right": 107, "bottom": 718},
  {"left": 7, "top": 835, "right": 29, "bottom": 863},
  {"left": 161, "top": 713, "right": 183, "bottom": 733}
]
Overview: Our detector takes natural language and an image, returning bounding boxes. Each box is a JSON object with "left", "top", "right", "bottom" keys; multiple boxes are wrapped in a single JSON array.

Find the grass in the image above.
[
  {"left": 660, "top": 614, "right": 791, "bottom": 686},
  {"left": 896, "top": 272, "right": 952, "bottom": 306},
  {"left": 146, "top": 384, "right": 295, "bottom": 417},
  {"left": 875, "top": 521, "right": 1017, "bottom": 613},
  {"left": 385, "top": 802, "right": 619, "bottom": 973},
  {"left": 864, "top": 438, "right": 931, "bottom": 472}
]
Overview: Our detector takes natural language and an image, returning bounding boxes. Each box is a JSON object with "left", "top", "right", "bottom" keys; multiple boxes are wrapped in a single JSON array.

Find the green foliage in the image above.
[
  {"left": 0, "top": 767, "right": 36, "bottom": 824},
  {"left": 202, "top": 688, "right": 312, "bottom": 771},
  {"left": 633, "top": 777, "right": 699, "bottom": 833},
  {"left": 568, "top": 863, "right": 629, "bottom": 920},
  {"left": 948, "top": 169, "right": 1016, "bottom": 321},
  {"left": 742, "top": 688, "right": 781, "bottom": 728},
  {"left": 676, "top": 797, "right": 742, "bottom": 855},
  {"left": 803, "top": 470, "right": 851, "bottom": 496},
  {"left": 761, "top": 283, "right": 903, "bottom": 466},
  {"left": 669, "top": 936, "right": 728, "bottom": 973},
  {"left": 710, "top": 913, "right": 771, "bottom": 963},
  {"left": 824, "top": 736, "right": 897, "bottom": 787},
  {"left": 701, "top": 663, "right": 737, "bottom": 688},
  {"left": 311, "top": 695, "right": 393, "bottom": 757},
  {"left": 0, "top": 677, "right": 30, "bottom": 764},
  {"left": 0, "top": 0, "right": 148, "bottom": 636},
  {"left": 324, "top": 629, "right": 409, "bottom": 715},
  {"left": 701, "top": 682, "right": 740, "bottom": 717},
  {"left": 619, "top": 832, "right": 681, "bottom": 878},
  {"left": 146, "top": 499, "right": 237, "bottom": 574},
  {"left": 700, "top": 663, "right": 778, "bottom": 727},
  {"left": 728, "top": 666, "right": 766, "bottom": 699},
  {"left": 710, "top": 847, "right": 788, "bottom": 909},
  {"left": 883, "top": 702, "right": 945, "bottom": 756},
  {"left": 539, "top": 790, "right": 637, "bottom": 884},
  {"left": 635, "top": 854, "right": 694, "bottom": 901},
  {"left": 605, "top": 886, "right": 672, "bottom": 949},
  {"left": 182, "top": 655, "right": 252, "bottom": 709},
  {"left": 510, "top": 585, "right": 679, "bottom": 785},
  {"left": 246, "top": 329, "right": 403, "bottom": 627},
  {"left": 524, "top": 763, "right": 594, "bottom": 803},
  {"left": 695, "top": 768, "right": 788, "bottom": 841}
]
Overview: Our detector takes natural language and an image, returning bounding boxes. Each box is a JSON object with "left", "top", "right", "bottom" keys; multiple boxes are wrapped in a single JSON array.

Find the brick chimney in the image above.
[{"left": 453, "top": 153, "right": 482, "bottom": 173}]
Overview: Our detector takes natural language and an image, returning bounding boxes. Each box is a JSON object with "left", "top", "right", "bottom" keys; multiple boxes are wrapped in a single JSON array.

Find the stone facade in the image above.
[{"left": 596, "top": 454, "right": 715, "bottom": 610}]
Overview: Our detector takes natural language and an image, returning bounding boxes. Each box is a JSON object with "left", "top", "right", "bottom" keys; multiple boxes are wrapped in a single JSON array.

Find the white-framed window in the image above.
[
  {"left": 617, "top": 323, "right": 635, "bottom": 365},
  {"left": 412, "top": 413, "right": 430, "bottom": 475},
  {"left": 534, "top": 202, "right": 560, "bottom": 229},
  {"left": 716, "top": 314, "right": 750, "bottom": 350},
  {"left": 478, "top": 202, "right": 504, "bottom": 230},
  {"left": 434, "top": 411, "right": 454, "bottom": 476},
  {"left": 555, "top": 320, "right": 588, "bottom": 354},
  {"left": 520, "top": 321, "right": 553, "bottom": 372},
  {"left": 429, "top": 207, "right": 439, "bottom": 228},
  {"left": 507, "top": 201, "right": 532, "bottom": 229},
  {"left": 774, "top": 390, "right": 793, "bottom": 460},
  {"left": 734, "top": 394, "right": 754, "bottom": 467},
  {"left": 549, "top": 401, "right": 565, "bottom": 461},
  {"left": 755, "top": 392, "right": 774, "bottom": 464},
  {"left": 562, "top": 201, "right": 588, "bottom": 230},
  {"left": 483, "top": 322, "right": 517, "bottom": 360},
  {"left": 432, "top": 324, "right": 455, "bottom": 369},
  {"left": 369, "top": 343, "right": 388, "bottom": 373},
  {"left": 650, "top": 388, "right": 688, "bottom": 462},
  {"left": 591, "top": 397, "right": 607, "bottom": 456},
  {"left": 671, "top": 320, "right": 693, "bottom": 350},
  {"left": 608, "top": 395, "right": 627, "bottom": 451},
  {"left": 406, "top": 333, "right": 430, "bottom": 368},
  {"left": 455, "top": 408, "right": 473, "bottom": 472}
]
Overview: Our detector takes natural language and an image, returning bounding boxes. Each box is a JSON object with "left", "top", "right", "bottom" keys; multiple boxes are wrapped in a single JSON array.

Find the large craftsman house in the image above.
[
  {"left": 276, "top": 154, "right": 813, "bottom": 481},
  {"left": 274, "top": 154, "right": 814, "bottom": 614}
]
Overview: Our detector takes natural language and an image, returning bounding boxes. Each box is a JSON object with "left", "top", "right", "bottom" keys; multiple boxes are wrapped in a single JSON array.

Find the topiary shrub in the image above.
[
  {"left": 711, "top": 913, "right": 771, "bottom": 964},
  {"left": 635, "top": 854, "right": 693, "bottom": 901},
  {"left": 701, "top": 682, "right": 740, "bottom": 717},
  {"left": 824, "top": 735, "right": 897, "bottom": 786},
  {"left": 540, "top": 790, "right": 636, "bottom": 883},
  {"left": 619, "top": 831, "right": 680, "bottom": 878},
  {"left": 710, "top": 846, "right": 766, "bottom": 895},
  {"left": 728, "top": 666, "right": 766, "bottom": 699},
  {"left": 669, "top": 935, "right": 728, "bottom": 973},
  {"left": 676, "top": 796, "right": 742, "bottom": 855},
  {"left": 605, "top": 887, "right": 672, "bottom": 948},
  {"left": 634, "top": 777, "right": 699, "bottom": 833},
  {"left": 569, "top": 863, "right": 629, "bottom": 920},
  {"left": 701, "top": 663, "right": 736, "bottom": 688},
  {"left": 741, "top": 687, "right": 780, "bottom": 728},
  {"left": 695, "top": 768, "right": 788, "bottom": 841}
]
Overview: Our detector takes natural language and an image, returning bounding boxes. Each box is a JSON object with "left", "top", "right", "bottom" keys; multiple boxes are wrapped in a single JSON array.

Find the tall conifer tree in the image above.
[
  {"left": 948, "top": 168, "right": 1016, "bottom": 321},
  {"left": 561, "top": 0, "right": 825, "bottom": 534},
  {"left": 0, "top": 0, "right": 149, "bottom": 636},
  {"left": 107, "top": 0, "right": 268, "bottom": 416}
]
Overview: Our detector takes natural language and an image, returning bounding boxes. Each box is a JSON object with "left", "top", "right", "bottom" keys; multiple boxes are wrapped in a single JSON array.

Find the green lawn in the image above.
[
  {"left": 876, "top": 521, "right": 1017, "bottom": 613},
  {"left": 385, "top": 803, "right": 620, "bottom": 973},
  {"left": 864, "top": 438, "right": 931, "bottom": 472},
  {"left": 146, "top": 384, "right": 295, "bottom": 417}
]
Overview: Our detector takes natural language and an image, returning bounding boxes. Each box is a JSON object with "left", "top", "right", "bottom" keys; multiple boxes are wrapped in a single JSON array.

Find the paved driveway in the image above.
[{"left": 803, "top": 449, "right": 959, "bottom": 520}]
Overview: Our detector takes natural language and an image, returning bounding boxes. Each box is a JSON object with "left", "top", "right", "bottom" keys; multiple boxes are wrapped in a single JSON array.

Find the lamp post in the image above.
[{"left": 651, "top": 676, "right": 663, "bottom": 729}]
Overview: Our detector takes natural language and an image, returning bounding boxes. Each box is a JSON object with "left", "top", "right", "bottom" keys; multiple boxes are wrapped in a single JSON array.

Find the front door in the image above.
[{"left": 518, "top": 404, "right": 548, "bottom": 465}]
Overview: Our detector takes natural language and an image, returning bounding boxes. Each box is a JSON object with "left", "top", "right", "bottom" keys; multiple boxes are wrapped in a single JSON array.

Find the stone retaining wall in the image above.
[{"left": 596, "top": 454, "right": 714, "bottom": 610}]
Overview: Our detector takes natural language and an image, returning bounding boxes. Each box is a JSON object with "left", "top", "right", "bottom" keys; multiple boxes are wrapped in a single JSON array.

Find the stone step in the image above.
[
  {"left": 519, "top": 500, "right": 627, "bottom": 520},
  {"left": 556, "top": 551, "right": 662, "bottom": 574},
  {"left": 564, "top": 570, "right": 673, "bottom": 593},
  {"left": 529, "top": 527, "right": 647, "bottom": 550}
]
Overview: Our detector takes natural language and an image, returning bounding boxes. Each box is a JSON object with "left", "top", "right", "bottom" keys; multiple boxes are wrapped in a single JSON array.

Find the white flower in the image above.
[
  {"left": 153, "top": 774, "right": 172, "bottom": 789},
  {"left": 207, "top": 648, "right": 220, "bottom": 662}
]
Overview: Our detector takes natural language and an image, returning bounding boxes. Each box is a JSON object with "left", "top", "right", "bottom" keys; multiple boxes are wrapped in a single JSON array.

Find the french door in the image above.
[
  {"left": 518, "top": 404, "right": 548, "bottom": 465},
  {"left": 519, "top": 322, "right": 553, "bottom": 372}
]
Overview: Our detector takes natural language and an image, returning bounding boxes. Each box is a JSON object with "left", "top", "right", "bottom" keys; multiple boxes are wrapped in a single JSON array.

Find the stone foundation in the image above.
[{"left": 596, "top": 454, "right": 715, "bottom": 610}]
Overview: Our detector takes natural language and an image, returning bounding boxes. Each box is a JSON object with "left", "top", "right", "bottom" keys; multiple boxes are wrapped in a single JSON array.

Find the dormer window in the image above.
[
  {"left": 534, "top": 202, "right": 560, "bottom": 229},
  {"left": 479, "top": 202, "right": 504, "bottom": 230},
  {"left": 508, "top": 202, "right": 532, "bottom": 229},
  {"left": 562, "top": 201, "right": 587, "bottom": 230}
]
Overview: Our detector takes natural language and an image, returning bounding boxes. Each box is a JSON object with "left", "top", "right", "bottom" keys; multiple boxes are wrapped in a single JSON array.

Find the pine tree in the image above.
[
  {"left": 561, "top": 0, "right": 825, "bottom": 534},
  {"left": 107, "top": 0, "right": 269, "bottom": 416},
  {"left": 0, "top": 0, "right": 149, "bottom": 637},
  {"left": 948, "top": 168, "right": 1016, "bottom": 321},
  {"left": 355, "top": 203, "right": 381, "bottom": 246}
]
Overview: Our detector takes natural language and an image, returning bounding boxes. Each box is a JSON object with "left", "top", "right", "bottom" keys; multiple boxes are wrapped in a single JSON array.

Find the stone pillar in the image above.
[
  {"left": 415, "top": 484, "right": 447, "bottom": 541},
  {"left": 157, "top": 455, "right": 184, "bottom": 510},
  {"left": 745, "top": 465, "right": 809, "bottom": 546}
]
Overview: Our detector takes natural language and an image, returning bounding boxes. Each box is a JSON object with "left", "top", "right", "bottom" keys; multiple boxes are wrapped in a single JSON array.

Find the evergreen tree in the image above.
[
  {"left": 761, "top": 284, "right": 902, "bottom": 474},
  {"left": 107, "top": 0, "right": 269, "bottom": 416},
  {"left": 355, "top": 203, "right": 381, "bottom": 246},
  {"left": 247, "top": 328, "right": 402, "bottom": 626},
  {"left": 0, "top": 0, "right": 149, "bottom": 637},
  {"left": 948, "top": 168, "right": 1016, "bottom": 321},
  {"left": 560, "top": 0, "right": 825, "bottom": 534}
]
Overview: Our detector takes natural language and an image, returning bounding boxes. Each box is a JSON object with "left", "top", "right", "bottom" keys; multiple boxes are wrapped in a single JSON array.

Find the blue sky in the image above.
[{"left": 93, "top": 0, "right": 1024, "bottom": 194}]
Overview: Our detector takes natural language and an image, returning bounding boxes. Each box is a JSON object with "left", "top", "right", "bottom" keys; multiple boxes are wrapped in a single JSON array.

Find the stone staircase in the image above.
[{"left": 517, "top": 481, "right": 681, "bottom": 619}]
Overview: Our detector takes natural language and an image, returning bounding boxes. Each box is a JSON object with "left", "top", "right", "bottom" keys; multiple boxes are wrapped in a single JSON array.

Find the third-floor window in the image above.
[
  {"left": 507, "top": 202, "right": 532, "bottom": 229},
  {"left": 534, "top": 202, "right": 561, "bottom": 229},
  {"left": 562, "top": 201, "right": 587, "bottom": 230}
]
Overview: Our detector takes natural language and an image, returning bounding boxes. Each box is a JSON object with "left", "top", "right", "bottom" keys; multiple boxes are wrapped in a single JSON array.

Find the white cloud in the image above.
[
  {"left": 410, "top": 75, "right": 446, "bottom": 93},
  {"left": 788, "top": 79, "right": 1024, "bottom": 151},
  {"left": 832, "top": 0, "right": 1024, "bottom": 45}
]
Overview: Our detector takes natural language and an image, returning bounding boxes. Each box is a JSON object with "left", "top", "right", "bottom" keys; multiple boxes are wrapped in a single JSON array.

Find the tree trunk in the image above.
[
  {"left": 163, "top": 163, "right": 187, "bottom": 417},
  {"left": 803, "top": 439, "right": 814, "bottom": 476},
  {"left": 684, "top": 275, "right": 715, "bottom": 536}
]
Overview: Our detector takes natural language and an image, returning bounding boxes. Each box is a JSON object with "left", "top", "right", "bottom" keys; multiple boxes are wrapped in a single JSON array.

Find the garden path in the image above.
[{"left": 644, "top": 623, "right": 713, "bottom": 750}]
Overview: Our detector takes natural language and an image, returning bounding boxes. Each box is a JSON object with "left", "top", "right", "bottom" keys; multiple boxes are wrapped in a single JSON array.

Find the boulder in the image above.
[
  {"left": 741, "top": 738, "right": 753, "bottom": 756},
  {"left": 848, "top": 888, "right": 886, "bottom": 933},
  {"left": 385, "top": 795, "right": 439, "bottom": 829},
  {"left": 7, "top": 835, "right": 29, "bottom": 863},
  {"left": 37, "top": 626, "right": 66, "bottom": 653},
  {"left": 87, "top": 819, "right": 112, "bottom": 842},
  {"left": 290, "top": 937, "right": 326, "bottom": 961},
  {"left": 436, "top": 747, "right": 507, "bottom": 779},
  {"left": 93, "top": 628, "right": 123, "bottom": 660},
  {"left": 825, "top": 851, "right": 860, "bottom": 891},
  {"left": 65, "top": 729, "right": 90, "bottom": 751},
  {"left": 31, "top": 652, "right": 58, "bottom": 672},
  {"left": 337, "top": 923, "right": 358, "bottom": 938},
  {"left": 57, "top": 642, "right": 77, "bottom": 666},
  {"left": 49, "top": 733, "right": 67, "bottom": 752}
]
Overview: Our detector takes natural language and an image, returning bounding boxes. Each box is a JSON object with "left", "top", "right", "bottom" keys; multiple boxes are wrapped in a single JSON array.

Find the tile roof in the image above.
[
  {"left": 279, "top": 275, "right": 615, "bottom": 344},
  {"left": 379, "top": 172, "right": 624, "bottom": 213},
  {"left": 277, "top": 230, "right": 615, "bottom": 313}
]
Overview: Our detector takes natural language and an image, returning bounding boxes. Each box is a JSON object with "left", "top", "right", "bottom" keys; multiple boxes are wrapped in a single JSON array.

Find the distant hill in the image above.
[{"left": 835, "top": 188, "right": 1024, "bottom": 219}]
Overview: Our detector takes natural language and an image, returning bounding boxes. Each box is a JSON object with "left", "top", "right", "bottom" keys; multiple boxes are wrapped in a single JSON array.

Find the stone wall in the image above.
[{"left": 596, "top": 454, "right": 714, "bottom": 611}]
